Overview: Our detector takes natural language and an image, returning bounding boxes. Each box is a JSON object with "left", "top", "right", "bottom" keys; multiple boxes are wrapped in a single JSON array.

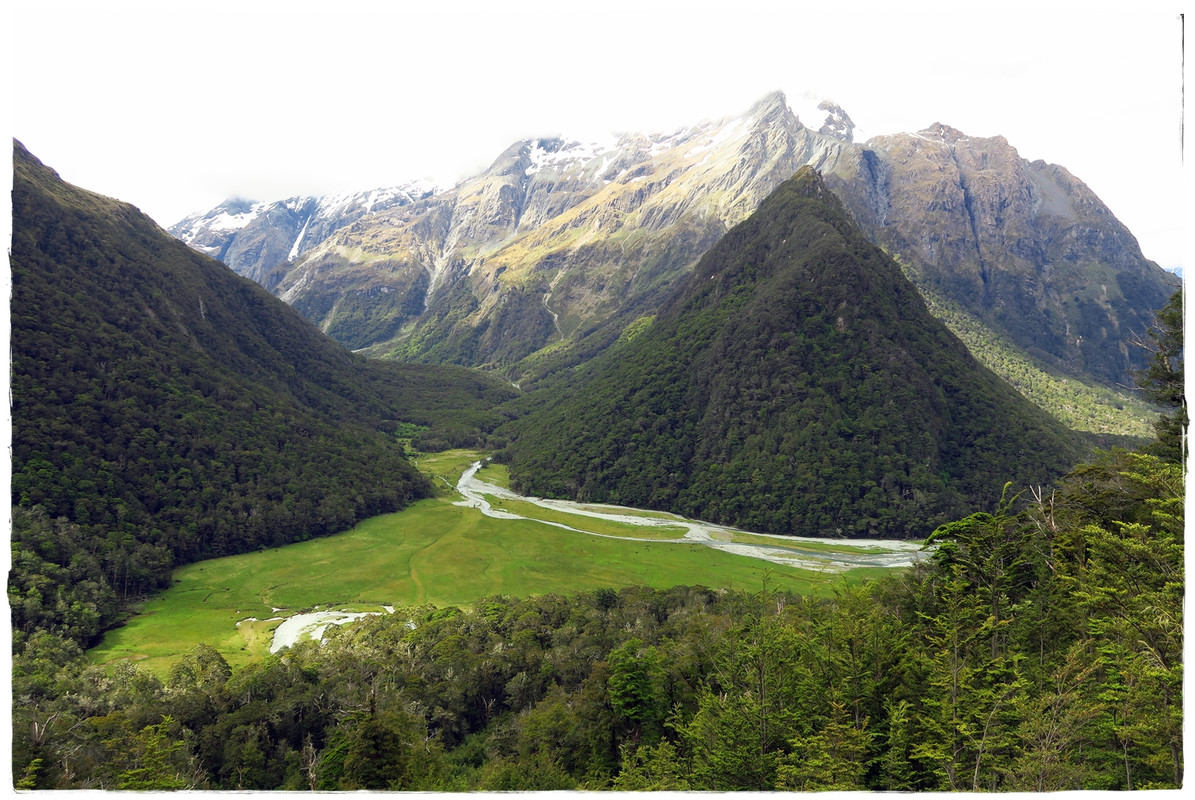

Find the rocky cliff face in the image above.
[
  {"left": 169, "top": 183, "right": 439, "bottom": 285},
  {"left": 820, "top": 124, "right": 1174, "bottom": 384},
  {"left": 262, "top": 91, "right": 864, "bottom": 359},
  {"left": 171, "top": 92, "right": 1174, "bottom": 387}
]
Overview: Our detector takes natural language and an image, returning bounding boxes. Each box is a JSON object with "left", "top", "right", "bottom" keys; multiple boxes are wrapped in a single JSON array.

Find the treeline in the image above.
[
  {"left": 10, "top": 447, "right": 1182, "bottom": 790},
  {"left": 8, "top": 141, "right": 516, "bottom": 651}
]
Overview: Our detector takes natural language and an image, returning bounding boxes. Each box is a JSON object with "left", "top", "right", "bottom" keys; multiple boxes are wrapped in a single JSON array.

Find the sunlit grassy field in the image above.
[
  {"left": 86, "top": 451, "right": 894, "bottom": 676},
  {"left": 481, "top": 493, "right": 691, "bottom": 538}
]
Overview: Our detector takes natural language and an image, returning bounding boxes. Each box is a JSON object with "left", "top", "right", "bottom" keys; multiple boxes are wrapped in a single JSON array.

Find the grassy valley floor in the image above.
[{"left": 86, "top": 451, "right": 917, "bottom": 676}]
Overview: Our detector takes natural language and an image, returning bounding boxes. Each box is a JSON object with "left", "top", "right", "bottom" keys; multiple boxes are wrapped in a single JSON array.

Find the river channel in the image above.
[
  {"left": 269, "top": 460, "right": 927, "bottom": 652},
  {"left": 454, "top": 460, "right": 926, "bottom": 571}
]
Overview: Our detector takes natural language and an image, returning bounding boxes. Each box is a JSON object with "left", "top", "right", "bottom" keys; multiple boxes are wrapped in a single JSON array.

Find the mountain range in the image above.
[
  {"left": 170, "top": 91, "right": 1176, "bottom": 393},
  {"left": 8, "top": 103, "right": 1184, "bottom": 794},
  {"left": 170, "top": 181, "right": 440, "bottom": 286}
]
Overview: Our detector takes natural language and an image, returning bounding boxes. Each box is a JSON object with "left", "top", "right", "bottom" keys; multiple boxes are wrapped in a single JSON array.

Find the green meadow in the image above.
[
  {"left": 717, "top": 529, "right": 896, "bottom": 554},
  {"left": 87, "top": 451, "right": 894, "bottom": 676},
  {"left": 481, "top": 493, "right": 691, "bottom": 538}
]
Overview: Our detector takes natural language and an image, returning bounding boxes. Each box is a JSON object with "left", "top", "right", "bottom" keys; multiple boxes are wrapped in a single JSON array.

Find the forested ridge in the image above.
[
  {"left": 906, "top": 273, "right": 1158, "bottom": 439},
  {"left": 503, "top": 168, "right": 1088, "bottom": 538},
  {"left": 8, "top": 141, "right": 516, "bottom": 649}
]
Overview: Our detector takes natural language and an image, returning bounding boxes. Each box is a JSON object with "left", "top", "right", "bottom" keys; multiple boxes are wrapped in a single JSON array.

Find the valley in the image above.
[
  {"left": 9, "top": 123, "right": 1183, "bottom": 790},
  {"left": 85, "top": 451, "right": 918, "bottom": 677},
  {"left": 457, "top": 459, "right": 923, "bottom": 569}
]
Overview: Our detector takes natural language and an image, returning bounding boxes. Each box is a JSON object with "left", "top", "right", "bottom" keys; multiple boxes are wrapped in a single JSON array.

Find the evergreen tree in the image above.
[
  {"left": 607, "top": 638, "right": 666, "bottom": 744},
  {"left": 1134, "top": 289, "right": 1186, "bottom": 462},
  {"left": 339, "top": 717, "right": 405, "bottom": 790},
  {"left": 775, "top": 699, "right": 872, "bottom": 790}
]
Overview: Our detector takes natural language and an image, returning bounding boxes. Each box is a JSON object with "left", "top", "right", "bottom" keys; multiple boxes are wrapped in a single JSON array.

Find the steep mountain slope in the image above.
[
  {"left": 8, "top": 141, "right": 514, "bottom": 646},
  {"left": 190, "top": 92, "right": 859, "bottom": 358},
  {"left": 819, "top": 124, "right": 1175, "bottom": 385},
  {"left": 172, "top": 92, "right": 1174, "bottom": 394},
  {"left": 503, "top": 168, "right": 1087, "bottom": 539},
  {"left": 169, "top": 181, "right": 439, "bottom": 285}
]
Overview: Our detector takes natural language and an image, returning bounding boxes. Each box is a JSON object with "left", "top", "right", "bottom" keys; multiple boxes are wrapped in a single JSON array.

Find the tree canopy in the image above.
[{"left": 1134, "top": 289, "right": 1186, "bottom": 462}]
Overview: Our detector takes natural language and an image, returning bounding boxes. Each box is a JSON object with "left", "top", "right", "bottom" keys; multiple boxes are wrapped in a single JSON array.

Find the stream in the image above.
[{"left": 268, "top": 461, "right": 927, "bottom": 652}]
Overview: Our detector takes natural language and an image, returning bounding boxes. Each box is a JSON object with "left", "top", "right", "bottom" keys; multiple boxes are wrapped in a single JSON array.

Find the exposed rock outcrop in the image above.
[{"left": 171, "top": 91, "right": 1175, "bottom": 386}]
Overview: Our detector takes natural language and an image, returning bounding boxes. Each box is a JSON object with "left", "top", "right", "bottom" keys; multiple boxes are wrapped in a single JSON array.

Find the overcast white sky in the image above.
[{"left": 4, "top": 0, "right": 1188, "bottom": 270}]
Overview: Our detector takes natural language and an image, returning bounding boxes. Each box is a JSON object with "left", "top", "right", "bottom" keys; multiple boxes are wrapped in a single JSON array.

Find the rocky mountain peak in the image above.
[
  {"left": 783, "top": 92, "right": 855, "bottom": 142},
  {"left": 745, "top": 90, "right": 802, "bottom": 131},
  {"left": 918, "top": 122, "right": 976, "bottom": 145},
  {"left": 747, "top": 89, "right": 791, "bottom": 116},
  {"left": 816, "top": 101, "right": 855, "bottom": 142},
  {"left": 168, "top": 182, "right": 437, "bottom": 284}
]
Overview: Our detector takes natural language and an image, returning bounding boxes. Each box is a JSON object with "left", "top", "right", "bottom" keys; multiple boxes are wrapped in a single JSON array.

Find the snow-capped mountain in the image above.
[
  {"left": 254, "top": 91, "right": 863, "bottom": 358},
  {"left": 170, "top": 91, "right": 1174, "bottom": 389},
  {"left": 169, "top": 182, "right": 439, "bottom": 286}
]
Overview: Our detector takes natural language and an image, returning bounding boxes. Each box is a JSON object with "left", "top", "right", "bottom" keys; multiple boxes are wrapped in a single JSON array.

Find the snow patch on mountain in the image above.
[
  {"left": 288, "top": 214, "right": 312, "bottom": 261},
  {"left": 208, "top": 204, "right": 266, "bottom": 231},
  {"left": 784, "top": 91, "right": 853, "bottom": 141},
  {"left": 526, "top": 137, "right": 619, "bottom": 177},
  {"left": 171, "top": 201, "right": 266, "bottom": 244},
  {"left": 686, "top": 117, "right": 749, "bottom": 160}
]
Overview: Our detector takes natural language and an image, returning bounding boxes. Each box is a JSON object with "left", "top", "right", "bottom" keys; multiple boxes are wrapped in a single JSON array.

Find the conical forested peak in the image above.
[
  {"left": 665, "top": 165, "right": 905, "bottom": 327},
  {"left": 783, "top": 164, "right": 827, "bottom": 193},
  {"left": 742, "top": 164, "right": 841, "bottom": 219},
  {"left": 506, "top": 170, "right": 1086, "bottom": 539}
]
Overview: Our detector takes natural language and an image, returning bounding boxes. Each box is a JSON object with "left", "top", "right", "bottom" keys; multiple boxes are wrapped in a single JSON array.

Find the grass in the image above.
[
  {"left": 720, "top": 530, "right": 906, "bottom": 554},
  {"left": 571, "top": 504, "right": 684, "bottom": 521},
  {"left": 476, "top": 463, "right": 687, "bottom": 523},
  {"left": 482, "top": 493, "right": 689, "bottom": 539},
  {"left": 86, "top": 450, "right": 900, "bottom": 677},
  {"left": 475, "top": 460, "right": 512, "bottom": 489},
  {"left": 413, "top": 450, "right": 481, "bottom": 495}
]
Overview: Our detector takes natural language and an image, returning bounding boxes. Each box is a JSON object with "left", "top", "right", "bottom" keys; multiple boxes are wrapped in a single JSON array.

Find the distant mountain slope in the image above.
[
  {"left": 8, "top": 141, "right": 513, "bottom": 647},
  {"left": 178, "top": 93, "right": 859, "bottom": 359},
  {"left": 503, "top": 168, "right": 1087, "bottom": 539},
  {"left": 168, "top": 182, "right": 439, "bottom": 285},
  {"left": 170, "top": 92, "right": 1174, "bottom": 394},
  {"left": 819, "top": 123, "right": 1176, "bottom": 385}
]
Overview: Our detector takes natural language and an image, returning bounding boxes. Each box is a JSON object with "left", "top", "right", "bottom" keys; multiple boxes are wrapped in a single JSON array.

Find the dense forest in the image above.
[
  {"left": 10, "top": 282, "right": 1185, "bottom": 789},
  {"left": 8, "top": 141, "right": 516, "bottom": 649},
  {"left": 503, "top": 169, "right": 1088, "bottom": 539},
  {"left": 10, "top": 443, "right": 1184, "bottom": 790}
]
